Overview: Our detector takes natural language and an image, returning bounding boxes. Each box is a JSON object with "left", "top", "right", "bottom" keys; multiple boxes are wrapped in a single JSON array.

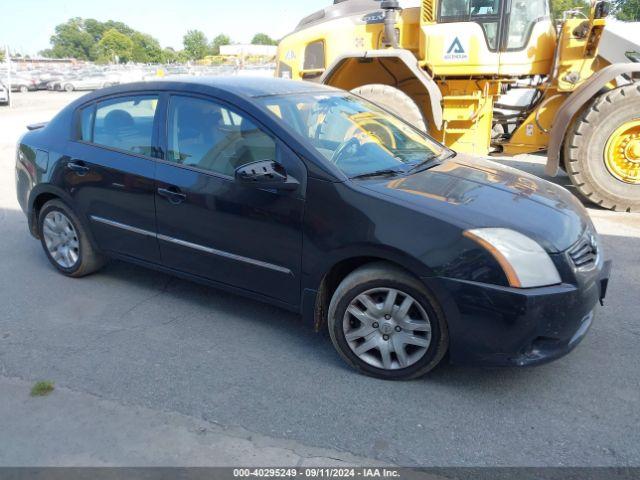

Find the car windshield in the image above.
[{"left": 257, "top": 92, "right": 449, "bottom": 178}]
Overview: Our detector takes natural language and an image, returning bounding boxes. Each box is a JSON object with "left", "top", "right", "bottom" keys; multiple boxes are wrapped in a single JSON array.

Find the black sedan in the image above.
[{"left": 15, "top": 78, "right": 611, "bottom": 379}]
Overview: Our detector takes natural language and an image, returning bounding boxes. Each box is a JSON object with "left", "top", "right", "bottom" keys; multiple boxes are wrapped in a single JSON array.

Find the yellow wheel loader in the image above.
[{"left": 276, "top": 0, "right": 640, "bottom": 211}]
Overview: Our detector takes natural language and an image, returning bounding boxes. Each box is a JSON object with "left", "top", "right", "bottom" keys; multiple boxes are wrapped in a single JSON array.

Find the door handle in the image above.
[
  {"left": 157, "top": 187, "right": 187, "bottom": 205},
  {"left": 67, "top": 161, "right": 90, "bottom": 176}
]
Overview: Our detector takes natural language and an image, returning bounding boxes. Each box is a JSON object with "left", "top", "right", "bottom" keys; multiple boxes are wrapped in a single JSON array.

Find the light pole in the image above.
[{"left": 5, "top": 45, "right": 11, "bottom": 108}]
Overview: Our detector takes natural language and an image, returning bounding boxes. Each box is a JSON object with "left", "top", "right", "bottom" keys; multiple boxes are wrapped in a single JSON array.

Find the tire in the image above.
[
  {"left": 564, "top": 83, "right": 640, "bottom": 212},
  {"left": 64, "top": 83, "right": 75, "bottom": 92},
  {"left": 37, "top": 199, "right": 107, "bottom": 277},
  {"left": 350, "top": 84, "right": 428, "bottom": 132},
  {"left": 19, "top": 85, "right": 28, "bottom": 93},
  {"left": 328, "top": 262, "right": 448, "bottom": 380}
]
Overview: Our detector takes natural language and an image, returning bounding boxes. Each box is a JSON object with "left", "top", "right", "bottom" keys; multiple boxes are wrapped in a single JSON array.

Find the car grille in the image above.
[{"left": 569, "top": 230, "right": 599, "bottom": 269}]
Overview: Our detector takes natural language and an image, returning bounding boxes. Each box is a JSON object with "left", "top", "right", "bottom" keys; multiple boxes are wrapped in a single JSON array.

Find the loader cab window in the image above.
[
  {"left": 304, "top": 40, "right": 325, "bottom": 71},
  {"left": 506, "top": 0, "right": 549, "bottom": 50},
  {"left": 438, "top": 0, "right": 502, "bottom": 50}
]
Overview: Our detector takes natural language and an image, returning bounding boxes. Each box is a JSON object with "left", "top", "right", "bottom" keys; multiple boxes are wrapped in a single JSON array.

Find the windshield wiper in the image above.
[
  {"left": 350, "top": 168, "right": 405, "bottom": 180},
  {"left": 408, "top": 150, "right": 456, "bottom": 174}
]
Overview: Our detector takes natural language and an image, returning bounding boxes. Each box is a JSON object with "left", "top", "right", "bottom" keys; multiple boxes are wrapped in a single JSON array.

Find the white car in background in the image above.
[
  {"left": 59, "top": 73, "right": 120, "bottom": 92},
  {"left": 0, "top": 81, "right": 10, "bottom": 105}
]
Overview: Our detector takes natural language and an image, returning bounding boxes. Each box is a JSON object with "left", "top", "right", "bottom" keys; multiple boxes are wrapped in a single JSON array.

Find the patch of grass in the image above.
[{"left": 31, "top": 380, "right": 55, "bottom": 397}]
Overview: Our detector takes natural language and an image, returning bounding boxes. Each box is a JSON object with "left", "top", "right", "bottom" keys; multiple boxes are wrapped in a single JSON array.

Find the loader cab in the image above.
[{"left": 421, "top": 0, "right": 556, "bottom": 76}]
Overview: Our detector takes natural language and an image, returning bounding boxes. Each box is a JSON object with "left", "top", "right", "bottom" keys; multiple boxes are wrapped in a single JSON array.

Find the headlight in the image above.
[{"left": 463, "top": 228, "right": 562, "bottom": 288}]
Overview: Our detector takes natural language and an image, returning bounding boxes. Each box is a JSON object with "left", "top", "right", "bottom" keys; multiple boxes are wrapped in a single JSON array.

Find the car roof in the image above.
[{"left": 104, "top": 76, "right": 340, "bottom": 99}]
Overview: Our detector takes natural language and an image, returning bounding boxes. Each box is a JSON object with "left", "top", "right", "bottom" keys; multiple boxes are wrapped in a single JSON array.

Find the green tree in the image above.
[
  {"left": 84, "top": 18, "right": 107, "bottom": 43},
  {"left": 251, "top": 33, "right": 278, "bottom": 46},
  {"left": 0, "top": 50, "right": 4, "bottom": 63},
  {"left": 613, "top": 0, "right": 640, "bottom": 20},
  {"left": 550, "top": 0, "right": 590, "bottom": 20},
  {"left": 210, "top": 34, "right": 231, "bottom": 55},
  {"left": 183, "top": 30, "right": 209, "bottom": 60},
  {"left": 47, "top": 17, "right": 95, "bottom": 60},
  {"left": 43, "top": 18, "right": 164, "bottom": 62},
  {"left": 96, "top": 28, "right": 134, "bottom": 63},
  {"left": 131, "top": 32, "right": 163, "bottom": 63},
  {"left": 160, "top": 47, "right": 178, "bottom": 63}
]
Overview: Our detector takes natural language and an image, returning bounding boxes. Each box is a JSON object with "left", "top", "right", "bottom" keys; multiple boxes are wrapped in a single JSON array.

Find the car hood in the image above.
[{"left": 360, "top": 154, "right": 590, "bottom": 253}]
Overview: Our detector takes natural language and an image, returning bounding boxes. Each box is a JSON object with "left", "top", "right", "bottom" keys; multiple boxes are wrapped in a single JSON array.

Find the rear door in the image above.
[{"left": 62, "top": 94, "right": 161, "bottom": 263}]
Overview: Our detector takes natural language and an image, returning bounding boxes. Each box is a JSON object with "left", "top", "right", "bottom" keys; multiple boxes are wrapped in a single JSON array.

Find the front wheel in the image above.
[
  {"left": 19, "top": 85, "right": 28, "bottom": 93},
  {"left": 64, "top": 83, "right": 75, "bottom": 92},
  {"left": 564, "top": 83, "right": 640, "bottom": 212},
  {"left": 328, "top": 263, "right": 448, "bottom": 380}
]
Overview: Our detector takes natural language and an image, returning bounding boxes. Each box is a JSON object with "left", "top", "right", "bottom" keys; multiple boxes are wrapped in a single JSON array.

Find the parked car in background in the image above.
[
  {"left": 0, "top": 81, "right": 10, "bottom": 105},
  {"left": 59, "top": 73, "right": 120, "bottom": 92},
  {"left": 47, "top": 76, "right": 76, "bottom": 91},
  {"left": 15, "top": 78, "right": 611, "bottom": 380},
  {"left": 11, "top": 75, "right": 36, "bottom": 93},
  {"left": 34, "top": 72, "right": 65, "bottom": 90}
]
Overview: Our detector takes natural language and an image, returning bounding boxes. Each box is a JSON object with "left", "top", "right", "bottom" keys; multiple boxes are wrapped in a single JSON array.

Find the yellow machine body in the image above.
[{"left": 277, "top": 0, "right": 613, "bottom": 157}]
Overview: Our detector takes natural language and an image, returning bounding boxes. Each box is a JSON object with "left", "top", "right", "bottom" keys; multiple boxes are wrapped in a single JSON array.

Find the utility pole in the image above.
[{"left": 5, "top": 45, "right": 12, "bottom": 108}]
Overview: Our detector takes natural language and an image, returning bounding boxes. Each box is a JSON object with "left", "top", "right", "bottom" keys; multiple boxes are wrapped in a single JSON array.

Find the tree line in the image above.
[
  {"left": 39, "top": 18, "right": 278, "bottom": 64},
  {"left": 11, "top": 2, "right": 640, "bottom": 64},
  {"left": 549, "top": 0, "right": 638, "bottom": 20}
]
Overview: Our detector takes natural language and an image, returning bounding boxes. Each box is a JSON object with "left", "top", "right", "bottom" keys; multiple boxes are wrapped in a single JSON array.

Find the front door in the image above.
[
  {"left": 63, "top": 94, "right": 161, "bottom": 263},
  {"left": 155, "top": 94, "right": 305, "bottom": 306}
]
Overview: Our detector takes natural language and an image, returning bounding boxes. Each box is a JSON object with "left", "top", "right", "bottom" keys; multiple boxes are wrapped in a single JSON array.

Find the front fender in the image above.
[
  {"left": 546, "top": 63, "right": 640, "bottom": 176},
  {"left": 320, "top": 49, "right": 444, "bottom": 129}
]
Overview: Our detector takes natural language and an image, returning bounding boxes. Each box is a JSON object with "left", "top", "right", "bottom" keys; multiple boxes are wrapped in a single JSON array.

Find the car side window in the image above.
[
  {"left": 167, "top": 95, "right": 277, "bottom": 177},
  {"left": 90, "top": 95, "right": 159, "bottom": 156}
]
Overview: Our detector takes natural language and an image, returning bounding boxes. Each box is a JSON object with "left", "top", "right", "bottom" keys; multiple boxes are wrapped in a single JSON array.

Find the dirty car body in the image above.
[{"left": 15, "top": 77, "right": 611, "bottom": 377}]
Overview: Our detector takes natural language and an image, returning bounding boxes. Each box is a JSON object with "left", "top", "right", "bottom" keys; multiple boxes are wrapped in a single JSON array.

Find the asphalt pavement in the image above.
[{"left": 0, "top": 92, "right": 639, "bottom": 467}]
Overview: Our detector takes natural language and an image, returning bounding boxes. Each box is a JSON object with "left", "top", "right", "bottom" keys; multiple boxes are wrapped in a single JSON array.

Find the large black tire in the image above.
[
  {"left": 564, "top": 83, "right": 640, "bottom": 212},
  {"left": 328, "top": 262, "right": 448, "bottom": 380},
  {"left": 38, "top": 199, "right": 107, "bottom": 277},
  {"left": 350, "top": 84, "right": 428, "bottom": 132}
]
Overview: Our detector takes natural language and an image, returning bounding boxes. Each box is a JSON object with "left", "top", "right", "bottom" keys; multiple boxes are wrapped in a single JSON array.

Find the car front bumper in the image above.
[{"left": 423, "top": 260, "right": 612, "bottom": 367}]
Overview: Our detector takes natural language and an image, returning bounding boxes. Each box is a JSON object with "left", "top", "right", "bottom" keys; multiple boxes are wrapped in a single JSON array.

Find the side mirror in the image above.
[
  {"left": 593, "top": 0, "right": 610, "bottom": 18},
  {"left": 235, "top": 160, "right": 299, "bottom": 191}
]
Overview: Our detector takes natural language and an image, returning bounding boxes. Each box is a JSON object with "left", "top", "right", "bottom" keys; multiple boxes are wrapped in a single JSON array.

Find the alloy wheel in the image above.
[
  {"left": 42, "top": 211, "right": 80, "bottom": 269},
  {"left": 342, "top": 288, "right": 432, "bottom": 370}
]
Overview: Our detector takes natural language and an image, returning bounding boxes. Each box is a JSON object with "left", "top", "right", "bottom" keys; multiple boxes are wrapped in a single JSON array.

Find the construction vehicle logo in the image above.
[{"left": 444, "top": 36, "right": 468, "bottom": 61}]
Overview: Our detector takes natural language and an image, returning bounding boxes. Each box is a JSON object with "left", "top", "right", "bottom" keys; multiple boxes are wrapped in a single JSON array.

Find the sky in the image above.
[{"left": 0, "top": 0, "right": 330, "bottom": 56}]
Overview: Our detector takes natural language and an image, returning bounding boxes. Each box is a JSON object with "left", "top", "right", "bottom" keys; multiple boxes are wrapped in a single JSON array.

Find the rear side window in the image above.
[{"left": 85, "top": 95, "right": 158, "bottom": 156}]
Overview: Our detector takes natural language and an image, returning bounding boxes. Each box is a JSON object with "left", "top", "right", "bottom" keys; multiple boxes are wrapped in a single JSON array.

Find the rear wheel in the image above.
[
  {"left": 350, "top": 84, "right": 428, "bottom": 132},
  {"left": 64, "top": 83, "right": 74, "bottom": 92},
  {"left": 564, "top": 83, "right": 640, "bottom": 212},
  {"left": 19, "top": 85, "right": 28, "bottom": 93},
  {"left": 328, "top": 262, "right": 448, "bottom": 380},
  {"left": 38, "top": 200, "right": 106, "bottom": 277}
]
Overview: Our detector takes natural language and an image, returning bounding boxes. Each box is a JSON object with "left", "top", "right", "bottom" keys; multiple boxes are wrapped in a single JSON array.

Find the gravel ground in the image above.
[{"left": 0, "top": 91, "right": 639, "bottom": 467}]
